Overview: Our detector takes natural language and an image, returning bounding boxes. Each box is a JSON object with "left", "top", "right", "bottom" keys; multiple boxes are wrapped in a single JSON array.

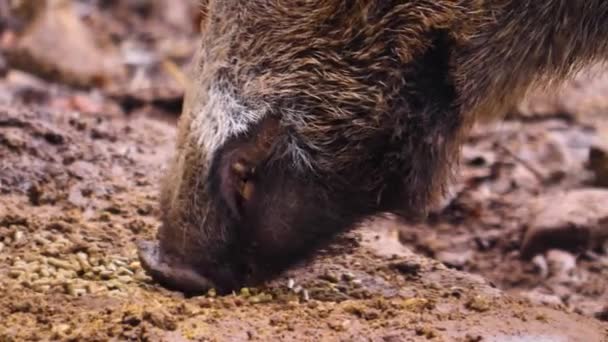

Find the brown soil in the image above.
[
  {"left": 1, "top": 1, "right": 608, "bottom": 341},
  {"left": 0, "top": 106, "right": 605, "bottom": 341}
]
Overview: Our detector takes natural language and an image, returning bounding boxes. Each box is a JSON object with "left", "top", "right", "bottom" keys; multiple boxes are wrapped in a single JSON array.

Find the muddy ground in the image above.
[{"left": 1, "top": 1, "right": 608, "bottom": 341}]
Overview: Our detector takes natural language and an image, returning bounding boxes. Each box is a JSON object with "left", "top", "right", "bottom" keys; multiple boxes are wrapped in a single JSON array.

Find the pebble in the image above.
[
  {"left": 113, "top": 259, "right": 128, "bottom": 267},
  {"left": 532, "top": 255, "right": 549, "bottom": 278},
  {"left": 328, "top": 320, "right": 350, "bottom": 331},
  {"left": 100, "top": 270, "right": 115, "bottom": 280},
  {"left": 118, "top": 267, "right": 134, "bottom": 276},
  {"left": 437, "top": 250, "right": 472, "bottom": 269},
  {"left": 466, "top": 295, "right": 491, "bottom": 312},
  {"left": 107, "top": 263, "right": 117, "bottom": 272},
  {"left": 133, "top": 272, "right": 150, "bottom": 282},
  {"left": 37, "top": 266, "right": 49, "bottom": 277},
  {"left": 546, "top": 249, "right": 577, "bottom": 279},
  {"left": 9, "top": 270, "right": 24, "bottom": 279},
  {"left": 35, "top": 285, "right": 51, "bottom": 292},
  {"left": 521, "top": 189, "right": 608, "bottom": 258},
  {"left": 117, "top": 275, "right": 133, "bottom": 283},
  {"left": 33, "top": 235, "right": 51, "bottom": 245},
  {"left": 76, "top": 252, "right": 91, "bottom": 270},
  {"left": 13, "top": 230, "right": 24, "bottom": 244},
  {"left": 341, "top": 272, "right": 355, "bottom": 281},
  {"left": 522, "top": 289, "right": 563, "bottom": 307}
]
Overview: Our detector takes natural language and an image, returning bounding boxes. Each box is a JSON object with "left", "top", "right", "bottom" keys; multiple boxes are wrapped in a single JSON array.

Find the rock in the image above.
[
  {"left": 521, "top": 189, "right": 608, "bottom": 259},
  {"left": 143, "top": 308, "right": 177, "bottom": 331},
  {"left": 2, "top": 0, "right": 125, "bottom": 87},
  {"left": 436, "top": 250, "right": 472, "bottom": 269},
  {"left": 521, "top": 289, "right": 564, "bottom": 307},
  {"left": 532, "top": 255, "right": 549, "bottom": 278},
  {"left": 67, "top": 185, "right": 88, "bottom": 208},
  {"left": 545, "top": 249, "right": 577, "bottom": 279}
]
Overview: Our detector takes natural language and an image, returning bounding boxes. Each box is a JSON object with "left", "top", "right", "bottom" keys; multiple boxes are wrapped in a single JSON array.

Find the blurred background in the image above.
[{"left": 0, "top": 0, "right": 201, "bottom": 120}]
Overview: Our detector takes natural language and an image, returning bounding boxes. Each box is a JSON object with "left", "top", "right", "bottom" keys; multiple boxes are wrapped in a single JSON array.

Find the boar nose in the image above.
[{"left": 137, "top": 240, "right": 215, "bottom": 295}]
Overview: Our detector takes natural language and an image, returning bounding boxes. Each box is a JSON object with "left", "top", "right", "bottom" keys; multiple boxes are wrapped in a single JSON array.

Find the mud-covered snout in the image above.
[{"left": 137, "top": 240, "right": 217, "bottom": 295}]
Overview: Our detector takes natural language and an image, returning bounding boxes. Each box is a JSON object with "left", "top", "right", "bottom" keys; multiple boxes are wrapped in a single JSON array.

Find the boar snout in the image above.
[{"left": 137, "top": 239, "right": 216, "bottom": 294}]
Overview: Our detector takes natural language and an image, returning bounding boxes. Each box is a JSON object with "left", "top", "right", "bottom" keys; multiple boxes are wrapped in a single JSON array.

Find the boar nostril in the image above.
[{"left": 136, "top": 240, "right": 215, "bottom": 295}]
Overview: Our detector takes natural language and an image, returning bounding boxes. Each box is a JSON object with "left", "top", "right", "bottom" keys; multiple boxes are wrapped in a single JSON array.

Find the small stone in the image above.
[
  {"left": 64, "top": 282, "right": 86, "bottom": 296},
  {"left": 402, "top": 297, "right": 433, "bottom": 312},
  {"left": 532, "top": 255, "right": 549, "bottom": 278},
  {"left": 51, "top": 324, "right": 72, "bottom": 337},
  {"left": 117, "top": 275, "right": 133, "bottom": 283},
  {"left": 99, "top": 270, "right": 115, "bottom": 280},
  {"left": 86, "top": 283, "right": 104, "bottom": 294},
  {"left": 13, "top": 230, "right": 24, "bottom": 244},
  {"left": 75, "top": 252, "right": 91, "bottom": 270},
  {"left": 319, "top": 271, "right": 339, "bottom": 283},
  {"left": 143, "top": 309, "right": 178, "bottom": 331},
  {"left": 415, "top": 325, "right": 437, "bottom": 339},
  {"left": 521, "top": 189, "right": 608, "bottom": 258},
  {"left": 545, "top": 249, "right": 576, "bottom": 278},
  {"left": 33, "top": 235, "right": 51, "bottom": 246},
  {"left": 8, "top": 269, "right": 24, "bottom": 279},
  {"left": 522, "top": 289, "right": 563, "bottom": 307},
  {"left": 122, "top": 312, "right": 142, "bottom": 327},
  {"left": 38, "top": 266, "right": 51, "bottom": 278},
  {"left": 112, "top": 259, "right": 128, "bottom": 267},
  {"left": 328, "top": 320, "right": 349, "bottom": 331},
  {"left": 436, "top": 250, "right": 472, "bottom": 269},
  {"left": 34, "top": 284, "right": 51, "bottom": 293},
  {"left": 106, "top": 280, "right": 124, "bottom": 290},
  {"left": 133, "top": 272, "right": 150, "bottom": 282},
  {"left": 390, "top": 261, "right": 421, "bottom": 277},
  {"left": 341, "top": 272, "right": 355, "bottom": 281},
  {"left": 466, "top": 295, "right": 491, "bottom": 312},
  {"left": 117, "top": 267, "right": 134, "bottom": 276}
]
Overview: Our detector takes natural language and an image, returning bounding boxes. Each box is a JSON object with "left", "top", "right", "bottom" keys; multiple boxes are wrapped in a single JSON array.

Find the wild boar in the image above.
[{"left": 138, "top": 0, "right": 608, "bottom": 294}]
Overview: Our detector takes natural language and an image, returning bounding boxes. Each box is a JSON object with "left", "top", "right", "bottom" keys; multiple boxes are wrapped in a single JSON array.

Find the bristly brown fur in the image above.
[{"left": 141, "top": 0, "right": 608, "bottom": 293}]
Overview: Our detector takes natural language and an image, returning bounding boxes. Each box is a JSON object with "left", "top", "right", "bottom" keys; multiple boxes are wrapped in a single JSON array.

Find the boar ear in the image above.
[{"left": 218, "top": 117, "right": 281, "bottom": 218}]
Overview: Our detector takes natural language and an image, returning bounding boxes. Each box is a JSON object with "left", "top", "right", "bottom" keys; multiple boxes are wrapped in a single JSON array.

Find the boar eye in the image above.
[{"left": 232, "top": 162, "right": 255, "bottom": 201}]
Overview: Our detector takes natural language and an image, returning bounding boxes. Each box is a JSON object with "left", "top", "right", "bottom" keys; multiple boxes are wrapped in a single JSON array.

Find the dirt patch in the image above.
[
  {"left": 1, "top": 106, "right": 607, "bottom": 341},
  {"left": 1, "top": 1, "right": 608, "bottom": 341}
]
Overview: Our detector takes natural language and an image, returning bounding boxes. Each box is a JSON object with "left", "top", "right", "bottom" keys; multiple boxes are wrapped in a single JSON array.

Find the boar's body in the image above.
[{"left": 138, "top": 0, "right": 608, "bottom": 293}]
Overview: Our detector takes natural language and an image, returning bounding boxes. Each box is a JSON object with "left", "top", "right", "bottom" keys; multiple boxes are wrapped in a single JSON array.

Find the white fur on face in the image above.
[{"left": 188, "top": 84, "right": 267, "bottom": 162}]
